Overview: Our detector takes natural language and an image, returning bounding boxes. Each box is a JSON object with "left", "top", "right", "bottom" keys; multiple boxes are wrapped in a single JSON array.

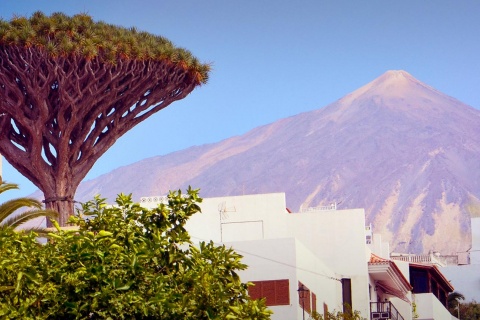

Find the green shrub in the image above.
[{"left": 0, "top": 188, "right": 271, "bottom": 319}]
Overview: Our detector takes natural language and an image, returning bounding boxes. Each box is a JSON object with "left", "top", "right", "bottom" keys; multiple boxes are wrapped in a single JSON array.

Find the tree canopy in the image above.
[
  {"left": 0, "top": 12, "right": 210, "bottom": 225},
  {"left": 447, "top": 292, "right": 480, "bottom": 319},
  {"left": 0, "top": 188, "right": 271, "bottom": 319},
  {"left": 0, "top": 12, "right": 209, "bottom": 82}
]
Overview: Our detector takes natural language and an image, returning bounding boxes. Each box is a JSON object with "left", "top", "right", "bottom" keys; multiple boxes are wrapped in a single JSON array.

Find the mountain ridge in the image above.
[{"left": 70, "top": 70, "right": 480, "bottom": 254}]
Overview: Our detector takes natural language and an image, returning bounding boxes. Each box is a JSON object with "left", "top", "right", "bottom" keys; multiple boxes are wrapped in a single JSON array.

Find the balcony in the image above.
[
  {"left": 370, "top": 302, "right": 404, "bottom": 320},
  {"left": 390, "top": 253, "right": 447, "bottom": 267},
  {"left": 413, "top": 293, "right": 458, "bottom": 320}
]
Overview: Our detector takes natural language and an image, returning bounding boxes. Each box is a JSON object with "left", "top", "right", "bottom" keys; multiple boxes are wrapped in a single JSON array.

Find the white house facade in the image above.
[
  {"left": 140, "top": 192, "right": 456, "bottom": 320},
  {"left": 441, "top": 215, "right": 480, "bottom": 303}
]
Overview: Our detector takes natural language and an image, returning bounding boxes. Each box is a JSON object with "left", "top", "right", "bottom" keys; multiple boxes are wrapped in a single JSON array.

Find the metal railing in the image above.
[
  {"left": 300, "top": 203, "right": 337, "bottom": 212},
  {"left": 370, "top": 302, "right": 404, "bottom": 320}
]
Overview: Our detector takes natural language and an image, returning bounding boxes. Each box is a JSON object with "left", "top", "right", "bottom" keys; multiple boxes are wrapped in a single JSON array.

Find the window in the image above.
[
  {"left": 411, "top": 269, "right": 429, "bottom": 293},
  {"left": 248, "top": 279, "right": 290, "bottom": 306},
  {"left": 439, "top": 289, "right": 447, "bottom": 307},
  {"left": 431, "top": 279, "right": 438, "bottom": 297}
]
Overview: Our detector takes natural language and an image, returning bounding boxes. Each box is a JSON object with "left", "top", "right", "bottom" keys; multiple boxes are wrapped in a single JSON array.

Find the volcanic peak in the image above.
[
  {"left": 371, "top": 69, "right": 422, "bottom": 89},
  {"left": 339, "top": 70, "right": 447, "bottom": 108}
]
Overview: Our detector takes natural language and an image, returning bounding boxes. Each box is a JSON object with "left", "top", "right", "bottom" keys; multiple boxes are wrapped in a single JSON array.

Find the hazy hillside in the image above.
[{"left": 74, "top": 70, "right": 480, "bottom": 254}]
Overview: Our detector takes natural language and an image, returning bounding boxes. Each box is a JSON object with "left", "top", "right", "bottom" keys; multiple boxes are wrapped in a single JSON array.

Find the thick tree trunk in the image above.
[
  {"left": 44, "top": 178, "right": 76, "bottom": 227},
  {"left": 45, "top": 197, "right": 75, "bottom": 227}
]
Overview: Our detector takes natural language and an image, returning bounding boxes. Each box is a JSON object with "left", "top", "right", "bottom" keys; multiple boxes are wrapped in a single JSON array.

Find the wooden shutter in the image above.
[{"left": 248, "top": 279, "right": 290, "bottom": 306}]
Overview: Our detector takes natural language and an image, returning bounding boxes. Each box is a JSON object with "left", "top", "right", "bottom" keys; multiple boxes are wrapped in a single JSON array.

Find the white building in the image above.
[
  {"left": 141, "top": 192, "right": 456, "bottom": 320},
  {"left": 441, "top": 214, "right": 480, "bottom": 303}
]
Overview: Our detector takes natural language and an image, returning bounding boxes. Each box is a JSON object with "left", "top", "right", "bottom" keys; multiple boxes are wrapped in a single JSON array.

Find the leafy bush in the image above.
[
  {"left": 449, "top": 299, "right": 480, "bottom": 319},
  {"left": 0, "top": 188, "right": 271, "bottom": 319}
]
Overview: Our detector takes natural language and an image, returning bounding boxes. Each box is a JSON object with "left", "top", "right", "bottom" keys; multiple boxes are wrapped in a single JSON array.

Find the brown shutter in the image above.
[
  {"left": 275, "top": 279, "right": 290, "bottom": 305},
  {"left": 248, "top": 279, "right": 290, "bottom": 306},
  {"left": 263, "top": 280, "right": 276, "bottom": 305},
  {"left": 248, "top": 281, "right": 262, "bottom": 300},
  {"left": 305, "top": 290, "right": 311, "bottom": 313}
]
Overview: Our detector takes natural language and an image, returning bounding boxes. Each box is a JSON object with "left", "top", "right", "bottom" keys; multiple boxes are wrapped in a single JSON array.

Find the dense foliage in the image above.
[
  {"left": 0, "top": 188, "right": 271, "bottom": 319},
  {"left": 0, "top": 11, "right": 209, "bottom": 83},
  {"left": 448, "top": 293, "right": 480, "bottom": 320},
  {"left": 0, "top": 179, "right": 58, "bottom": 235},
  {"left": 457, "top": 300, "right": 480, "bottom": 319}
]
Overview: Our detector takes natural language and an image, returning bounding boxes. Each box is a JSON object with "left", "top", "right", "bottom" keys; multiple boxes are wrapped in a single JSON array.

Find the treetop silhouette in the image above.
[{"left": 0, "top": 12, "right": 210, "bottom": 225}]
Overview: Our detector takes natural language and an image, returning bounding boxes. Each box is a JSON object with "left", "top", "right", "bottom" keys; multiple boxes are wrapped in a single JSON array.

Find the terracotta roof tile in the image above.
[{"left": 369, "top": 253, "right": 390, "bottom": 264}]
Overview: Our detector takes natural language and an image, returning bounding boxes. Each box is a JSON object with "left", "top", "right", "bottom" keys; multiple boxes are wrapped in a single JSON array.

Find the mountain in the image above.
[{"left": 75, "top": 70, "right": 480, "bottom": 254}]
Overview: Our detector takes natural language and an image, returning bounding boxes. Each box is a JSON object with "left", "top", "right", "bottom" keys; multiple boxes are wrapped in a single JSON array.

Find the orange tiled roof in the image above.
[
  {"left": 368, "top": 253, "right": 413, "bottom": 298},
  {"left": 369, "top": 253, "right": 390, "bottom": 264}
]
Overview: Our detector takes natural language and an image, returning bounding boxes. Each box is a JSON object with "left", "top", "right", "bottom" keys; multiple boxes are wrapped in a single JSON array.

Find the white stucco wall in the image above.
[
  {"left": 285, "top": 209, "right": 367, "bottom": 275},
  {"left": 385, "top": 297, "right": 412, "bottom": 320},
  {"left": 187, "top": 192, "right": 289, "bottom": 243},
  {"left": 293, "top": 238, "right": 343, "bottom": 313},
  {"left": 438, "top": 217, "right": 480, "bottom": 303},
  {"left": 227, "top": 238, "right": 298, "bottom": 320},
  {"left": 441, "top": 264, "right": 480, "bottom": 302},
  {"left": 227, "top": 238, "right": 340, "bottom": 320},
  {"left": 286, "top": 208, "right": 370, "bottom": 316},
  {"left": 388, "top": 260, "right": 413, "bottom": 320},
  {"left": 369, "top": 233, "right": 391, "bottom": 259},
  {"left": 471, "top": 217, "right": 480, "bottom": 264},
  {"left": 414, "top": 293, "right": 458, "bottom": 320}
]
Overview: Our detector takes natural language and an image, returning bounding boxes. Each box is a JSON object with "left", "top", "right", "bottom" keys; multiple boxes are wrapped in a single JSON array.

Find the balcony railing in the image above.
[
  {"left": 370, "top": 302, "right": 404, "bottom": 320},
  {"left": 390, "top": 253, "right": 447, "bottom": 267},
  {"left": 300, "top": 203, "right": 337, "bottom": 212}
]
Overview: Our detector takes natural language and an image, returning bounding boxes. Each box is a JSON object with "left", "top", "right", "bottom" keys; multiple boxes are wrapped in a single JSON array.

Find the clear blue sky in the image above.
[{"left": 1, "top": 0, "right": 480, "bottom": 200}]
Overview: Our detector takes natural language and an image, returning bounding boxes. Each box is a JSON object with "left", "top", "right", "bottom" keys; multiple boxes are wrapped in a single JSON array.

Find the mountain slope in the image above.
[{"left": 76, "top": 70, "right": 480, "bottom": 254}]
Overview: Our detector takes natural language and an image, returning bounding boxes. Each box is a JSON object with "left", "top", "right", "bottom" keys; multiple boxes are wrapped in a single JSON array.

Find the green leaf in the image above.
[
  {"left": 115, "top": 284, "right": 131, "bottom": 291},
  {"left": 0, "top": 286, "right": 14, "bottom": 292},
  {"left": 47, "top": 232, "right": 62, "bottom": 239},
  {"left": 97, "top": 230, "right": 113, "bottom": 238}
]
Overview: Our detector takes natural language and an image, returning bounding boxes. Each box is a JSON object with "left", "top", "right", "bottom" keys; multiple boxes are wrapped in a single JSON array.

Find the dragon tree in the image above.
[{"left": 0, "top": 12, "right": 210, "bottom": 226}]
